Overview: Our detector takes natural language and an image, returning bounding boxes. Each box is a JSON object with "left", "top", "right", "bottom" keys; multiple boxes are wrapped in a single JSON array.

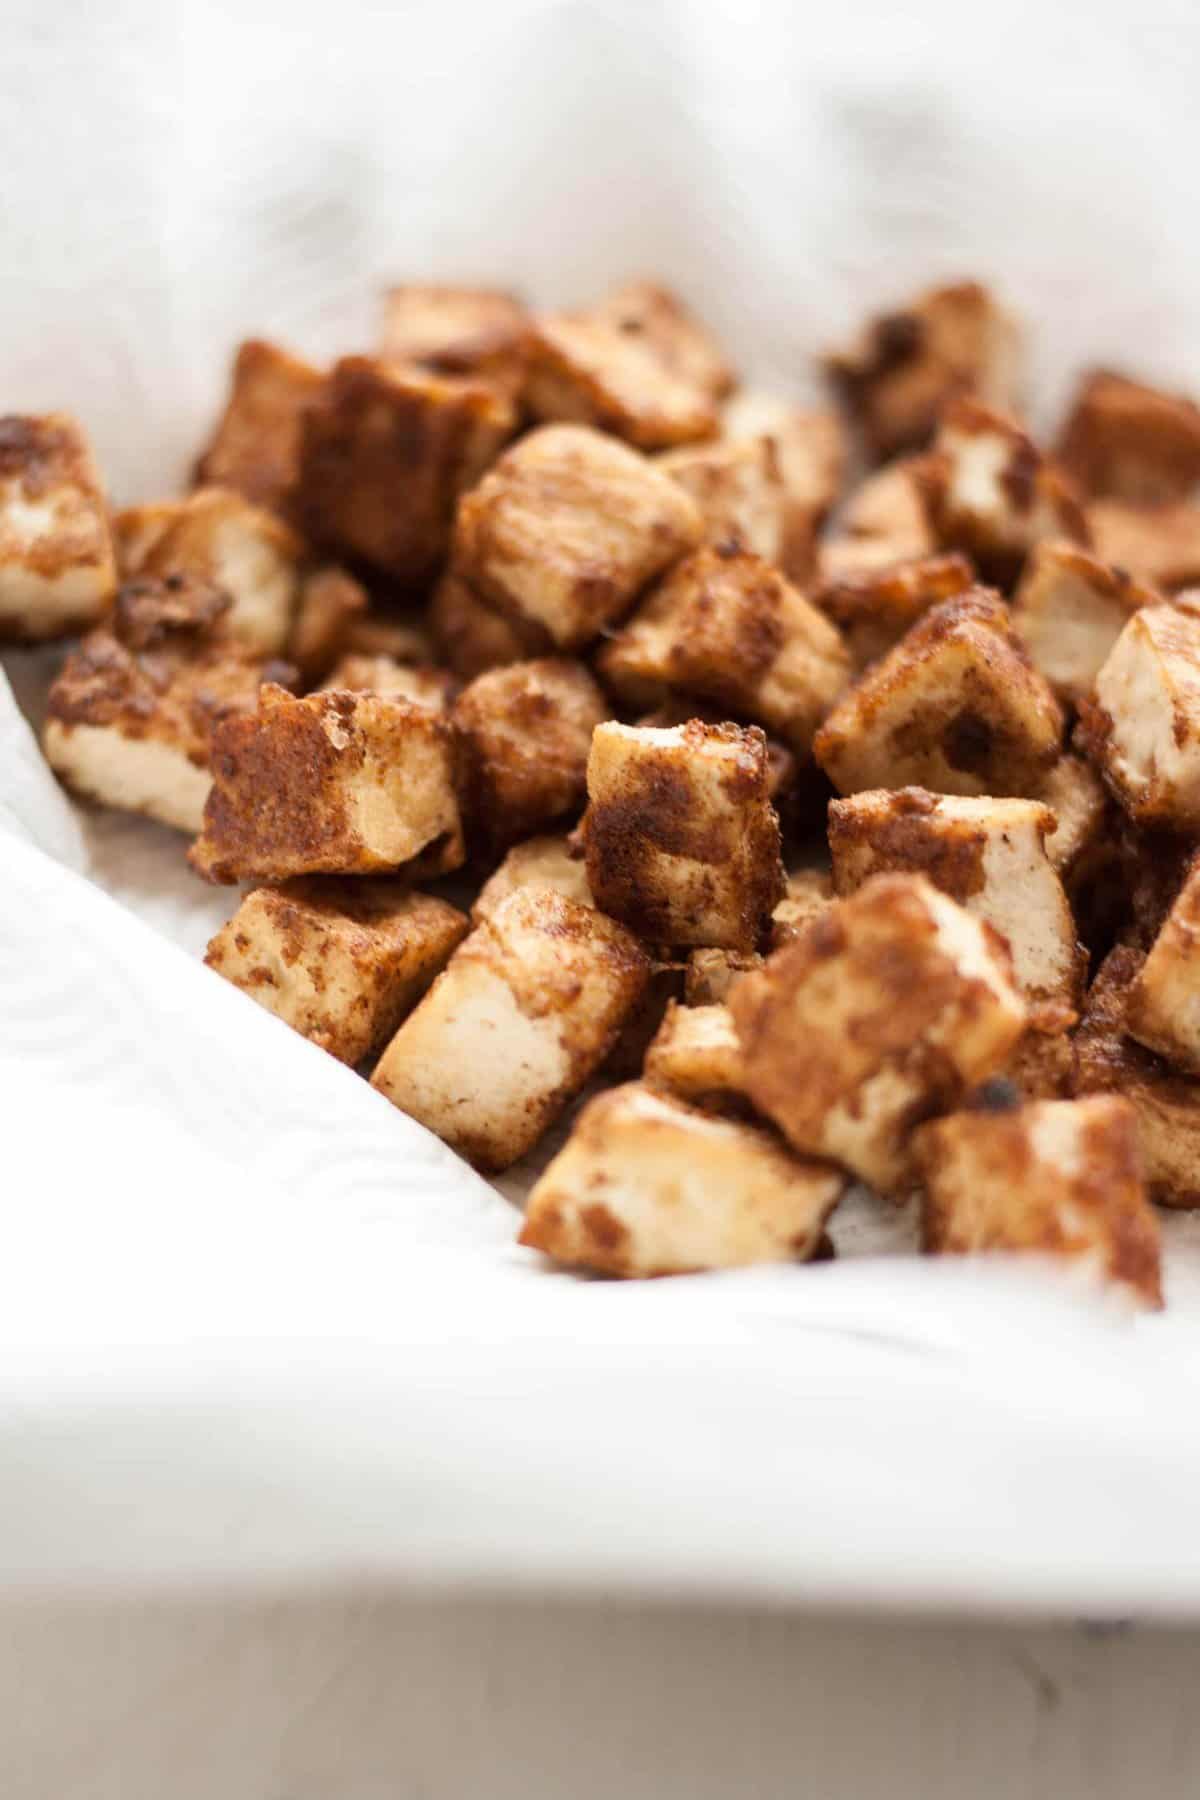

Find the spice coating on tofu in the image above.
[{"left": 0, "top": 412, "right": 116, "bottom": 640}]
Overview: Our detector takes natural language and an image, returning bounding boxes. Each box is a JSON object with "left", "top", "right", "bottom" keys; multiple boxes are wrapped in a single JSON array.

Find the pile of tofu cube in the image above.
[{"left": 18, "top": 276, "right": 1200, "bottom": 1304}]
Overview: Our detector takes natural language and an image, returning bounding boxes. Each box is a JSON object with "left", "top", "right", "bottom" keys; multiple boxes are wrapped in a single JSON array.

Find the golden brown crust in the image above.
[
  {"left": 683, "top": 947, "right": 764, "bottom": 1006},
  {"left": 0, "top": 412, "right": 116, "bottom": 640},
  {"left": 643, "top": 1000, "right": 750, "bottom": 1113},
  {"left": 428, "top": 566, "right": 549, "bottom": 679},
  {"left": 322, "top": 654, "right": 457, "bottom": 712},
  {"left": 286, "top": 567, "right": 368, "bottom": 683},
  {"left": 380, "top": 284, "right": 532, "bottom": 396},
  {"left": 656, "top": 436, "right": 788, "bottom": 564},
  {"left": 769, "top": 867, "right": 835, "bottom": 950},
  {"left": 194, "top": 339, "right": 326, "bottom": 515},
  {"left": 931, "top": 397, "right": 1090, "bottom": 582},
  {"left": 1125, "top": 854, "right": 1200, "bottom": 1072},
  {"left": 1086, "top": 498, "right": 1200, "bottom": 592},
  {"left": 816, "top": 456, "right": 942, "bottom": 582},
  {"left": 1057, "top": 368, "right": 1200, "bottom": 504},
  {"left": 1012, "top": 539, "right": 1160, "bottom": 702},
  {"left": 813, "top": 552, "right": 976, "bottom": 669}
]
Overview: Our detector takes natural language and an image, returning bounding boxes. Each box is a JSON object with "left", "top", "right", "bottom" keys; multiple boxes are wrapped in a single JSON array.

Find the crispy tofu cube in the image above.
[
  {"left": 731, "top": 873, "right": 1027, "bottom": 1191},
  {"left": 471, "top": 834, "right": 593, "bottom": 926},
  {"left": 597, "top": 545, "right": 850, "bottom": 756},
  {"left": 190, "top": 685, "right": 464, "bottom": 883},
  {"left": 814, "top": 589, "right": 1064, "bottom": 798},
  {"left": 1079, "top": 597, "right": 1200, "bottom": 827},
  {"left": 380, "top": 284, "right": 531, "bottom": 396},
  {"left": 826, "top": 280, "right": 1022, "bottom": 461},
  {"left": 584, "top": 719, "right": 785, "bottom": 950},
  {"left": 322, "top": 654, "right": 456, "bottom": 712},
  {"left": 194, "top": 339, "right": 325, "bottom": 514},
  {"left": 297, "top": 356, "right": 514, "bottom": 583},
  {"left": 931, "top": 399, "right": 1089, "bottom": 580},
  {"left": 1000, "top": 1022, "right": 1077, "bottom": 1100},
  {"left": 1057, "top": 368, "right": 1200, "bottom": 504},
  {"left": 204, "top": 880, "right": 467, "bottom": 1065},
  {"left": 1035, "top": 753, "right": 1109, "bottom": 883},
  {"left": 428, "top": 567, "right": 548, "bottom": 679},
  {"left": 603, "top": 960, "right": 686, "bottom": 1081},
  {"left": 0, "top": 413, "right": 116, "bottom": 641},
  {"left": 1125, "top": 854, "right": 1200, "bottom": 1072},
  {"left": 643, "top": 1001, "right": 748, "bottom": 1111},
  {"left": 1087, "top": 498, "right": 1200, "bottom": 592},
  {"left": 1074, "top": 945, "right": 1200, "bottom": 1208},
  {"left": 828, "top": 787, "right": 1084, "bottom": 1009},
  {"left": 683, "top": 948, "right": 763, "bottom": 1006},
  {"left": 454, "top": 657, "right": 608, "bottom": 850},
  {"left": 816, "top": 455, "right": 940, "bottom": 582},
  {"left": 635, "top": 699, "right": 798, "bottom": 813},
  {"left": 114, "top": 487, "right": 305, "bottom": 657},
  {"left": 524, "top": 281, "right": 729, "bottom": 451},
  {"left": 769, "top": 867, "right": 834, "bottom": 950},
  {"left": 42, "top": 579, "right": 278, "bottom": 834},
  {"left": 343, "top": 608, "right": 434, "bottom": 666},
  {"left": 721, "top": 394, "right": 846, "bottom": 578},
  {"left": 371, "top": 889, "right": 650, "bottom": 1171},
  {"left": 814, "top": 552, "right": 975, "bottom": 669},
  {"left": 286, "top": 567, "right": 368, "bottom": 683},
  {"left": 452, "top": 424, "right": 703, "bottom": 651},
  {"left": 914, "top": 1093, "right": 1162, "bottom": 1307},
  {"left": 519, "top": 1081, "right": 843, "bottom": 1276},
  {"left": 1012, "top": 540, "right": 1159, "bottom": 702},
  {"left": 656, "top": 437, "right": 789, "bottom": 564}
]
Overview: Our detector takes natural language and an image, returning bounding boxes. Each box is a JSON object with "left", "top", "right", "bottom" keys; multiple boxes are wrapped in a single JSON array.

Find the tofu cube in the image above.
[
  {"left": 730, "top": 873, "right": 1027, "bottom": 1191},
  {"left": 204, "top": 881, "right": 468, "bottom": 1065},
  {"left": 999, "top": 1022, "right": 1077, "bottom": 1101},
  {"left": 825, "top": 280, "right": 1022, "bottom": 461},
  {"left": 769, "top": 867, "right": 834, "bottom": 950},
  {"left": 454, "top": 656, "right": 607, "bottom": 851},
  {"left": 42, "top": 578, "right": 277, "bottom": 834},
  {"left": 656, "top": 437, "right": 790, "bottom": 564},
  {"left": 1087, "top": 498, "right": 1200, "bottom": 592},
  {"left": 720, "top": 393, "right": 846, "bottom": 578},
  {"left": 597, "top": 545, "right": 850, "bottom": 756},
  {"left": 643, "top": 1002, "right": 748, "bottom": 1112},
  {"left": 1080, "top": 597, "right": 1200, "bottom": 827},
  {"left": 1035, "top": 754, "right": 1110, "bottom": 883},
  {"left": 683, "top": 948, "right": 764, "bottom": 1006},
  {"left": 471, "top": 835, "right": 593, "bottom": 927},
  {"left": 322, "top": 654, "right": 456, "bottom": 713},
  {"left": 813, "top": 589, "right": 1064, "bottom": 798},
  {"left": 816, "top": 456, "right": 939, "bottom": 582},
  {"left": 584, "top": 719, "right": 785, "bottom": 950},
  {"left": 114, "top": 487, "right": 305, "bottom": 657},
  {"left": 194, "top": 339, "right": 325, "bottom": 515},
  {"left": 519, "top": 1081, "right": 844, "bottom": 1276},
  {"left": 1057, "top": 368, "right": 1200, "bottom": 504},
  {"left": 1012, "top": 540, "right": 1159, "bottom": 702},
  {"left": 914, "top": 1093, "right": 1162, "bottom": 1307},
  {"left": 298, "top": 356, "right": 515, "bottom": 582},
  {"left": 380, "top": 284, "right": 532, "bottom": 396},
  {"left": 932, "top": 399, "right": 1089, "bottom": 580},
  {"left": 286, "top": 567, "right": 368, "bottom": 683},
  {"left": 524, "top": 281, "right": 730, "bottom": 451},
  {"left": 428, "top": 567, "right": 549, "bottom": 679},
  {"left": 343, "top": 608, "right": 435, "bottom": 666},
  {"left": 1126, "top": 854, "right": 1200, "bottom": 1072},
  {"left": 814, "top": 551, "right": 975, "bottom": 670},
  {"left": 635, "top": 699, "right": 798, "bottom": 813},
  {"left": 828, "top": 787, "right": 1084, "bottom": 1010},
  {"left": 452, "top": 424, "right": 703, "bottom": 651},
  {"left": 0, "top": 413, "right": 116, "bottom": 641},
  {"left": 190, "top": 685, "right": 464, "bottom": 882},
  {"left": 1074, "top": 945, "right": 1200, "bottom": 1208},
  {"left": 371, "top": 889, "right": 650, "bottom": 1171}
]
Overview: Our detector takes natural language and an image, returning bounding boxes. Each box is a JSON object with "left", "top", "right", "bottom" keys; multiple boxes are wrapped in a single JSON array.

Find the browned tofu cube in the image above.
[
  {"left": 1125, "top": 854, "right": 1200, "bottom": 1072},
  {"left": 1078, "top": 597, "right": 1200, "bottom": 828},
  {"left": 380, "top": 284, "right": 532, "bottom": 396},
  {"left": 428, "top": 566, "right": 548, "bottom": 679},
  {"left": 814, "top": 589, "right": 1064, "bottom": 798},
  {"left": 524, "top": 281, "right": 729, "bottom": 451},
  {"left": 452, "top": 424, "right": 703, "bottom": 651},
  {"left": 204, "top": 880, "right": 467, "bottom": 1065},
  {"left": 635, "top": 698, "right": 798, "bottom": 815},
  {"left": 931, "top": 399, "right": 1089, "bottom": 581},
  {"left": 816, "top": 455, "right": 941, "bottom": 582},
  {"left": 0, "top": 413, "right": 116, "bottom": 641},
  {"left": 814, "top": 552, "right": 975, "bottom": 669},
  {"left": 519, "top": 1081, "right": 843, "bottom": 1276},
  {"left": 721, "top": 393, "right": 846, "bottom": 578},
  {"left": 322, "top": 654, "right": 456, "bottom": 712},
  {"left": 683, "top": 948, "right": 763, "bottom": 1006},
  {"left": 643, "top": 1001, "right": 748, "bottom": 1112},
  {"left": 1087, "top": 498, "right": 1200, "bottom": 592},
  {"left": 190, "top": 685, "right": 464, "bottom": 883},
  {"left": 914, "top": 1092, "right": 1162, "bottom": 1307},
  {"left": 371, "top": 889, "right": 650, "bottom": 1171},
  {"left": 114, "top": 487, "right": 305, "bottom": 657},
  {"left": 1000, "top": 1021, "right": 1077, "bottom": 1101},
  {"left": 286, "top": 567, "right": 368, "bottom": 683},
  {"left": 828, "top": 787, "right": 1084, "bottom": 1010},
  {"left": 42, "top": 577, "right": 278, "bottom": 834},
  {"left": 194, "top": 339, "right": 325, "bottom": 515},
  {"left": 343, "top": 608, "right": 435, "bottom": 666},
  {"left": 1057, "top": 368, "right": 1200, "bottom": 504},
  {"left": 597, "top": 545, "right": 850, "bottom": 756},
  {"left": 1012, "top": 540, "right": 1159, "bottom": 702},
  {"left": 731, "top": 873, "right": 1026, "bottom": 1191},
  {"left": 826, "top": 281, "right": 1022, "bottom": 461},
  {"left": 1074, "top": 945, "right": 1200, "bottom": 1208},
  {"left": 769, "top": 867, "right": 834, "bottom": 950},
  {"left": 656, "top": 437, "right": 789, "bottom": 564},
  {"left": 1035, "top": 754, "right": 1110, "bottom": 883},
  {"left": 471, "top": 834, "right": 593, "bottom": 926},
  {"left": 584, "top": 719, "right": 785, "bottom": 950},
  {"left": 297, "top": 356, "right": 514, "bottom": 582},
  {"left": 453, "top": 657, "right": 608, "bottom": 850}
]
